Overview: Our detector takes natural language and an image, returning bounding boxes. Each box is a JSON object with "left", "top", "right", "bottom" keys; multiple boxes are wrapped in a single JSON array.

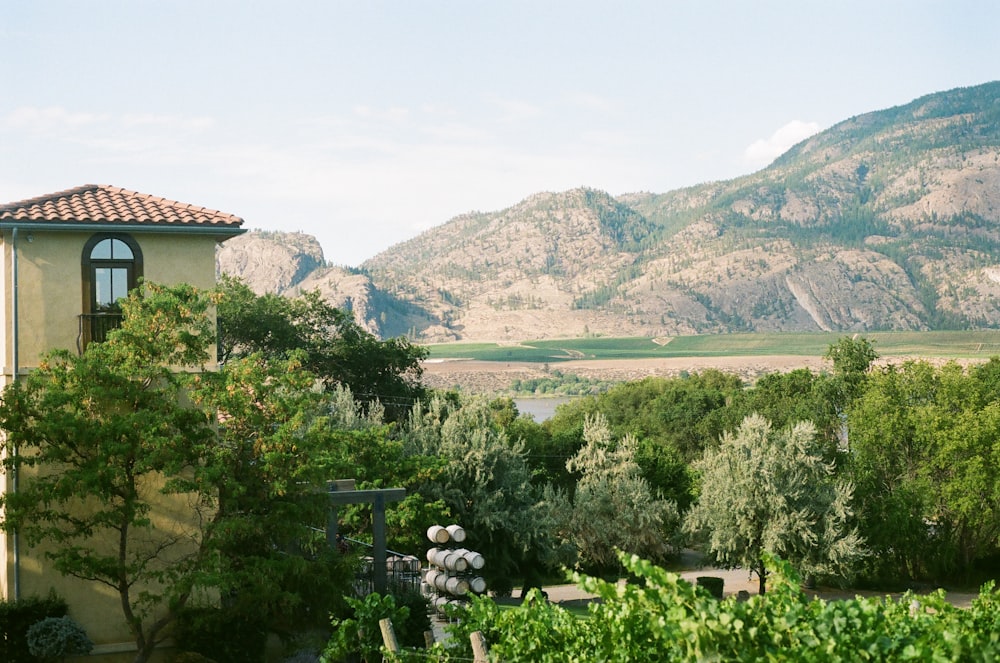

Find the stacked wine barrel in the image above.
[{"left": 423, "top": 524, "right": 486, "bottom": 614}]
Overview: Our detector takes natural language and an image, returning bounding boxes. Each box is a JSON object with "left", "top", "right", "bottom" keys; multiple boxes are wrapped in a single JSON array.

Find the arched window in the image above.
[{"left": 80, "top": 234, "right": 143, "bottom": 348}]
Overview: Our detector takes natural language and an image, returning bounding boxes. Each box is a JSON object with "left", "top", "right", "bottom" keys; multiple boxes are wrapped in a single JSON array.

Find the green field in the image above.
[{"left": 426, "top": 331, "right": 1000, "bottom": 364}]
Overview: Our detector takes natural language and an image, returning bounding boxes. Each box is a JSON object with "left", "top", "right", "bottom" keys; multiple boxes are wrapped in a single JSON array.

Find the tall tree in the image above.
[
  {"left": 824, "top": 335, "right": 878, "bottom": 407},
  {"left": 404, "top": 396, "right": 567, "bottom": 595},
  {"left": 564, "top": 414, "right": 679, "bottom": 570},
  {"left": 217, "top": 275, "right": 427, "bottom": 420},
  {"left": 684, "top": 414, "right": 864, "bottom": 594},
  {"left": 847, "top": 360, "right": 1000, "bottom": 581},
  {"left": 0, "top": 283, "right": 217, "bottom": 663},
  {"left": 0, "top": 283, "right": 351, "bottom": 663},
  {"left": 186, "top": 351, "right": 352, "bottom": 637}
]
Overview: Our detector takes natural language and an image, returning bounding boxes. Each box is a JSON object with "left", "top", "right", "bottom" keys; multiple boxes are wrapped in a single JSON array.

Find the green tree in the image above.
[
  {"left": 404, "top": 396, "right": 567, "bottom": 595},
  {"left": 824, "top": 335, "right": 878, "bottom": 407},
  {"left": 0, "top": 283, "right": 354, "bottom": 663},
  {"left": 186, "top": 351, "right": 354, "bottom": 637},
  {"left": 564, "top": 414, "right": 680, "bottom": 571},
  {"left": 684, "top": 414, "right": 864, "bottom": 594},
  {"left": 542, "top": 372, "right": 741, "bottom": 507},
  {"left": 728, "top": 368, "right": 841, "bottom": 446},
  {"left": 0, "top": 283, "right": 217, "bottom": 663},
  {"left": 217, "top": 275, "right": 427, "bottom": 420},
  {"left": 848, "top": 360, "right": 1000, "bottom": 582}
]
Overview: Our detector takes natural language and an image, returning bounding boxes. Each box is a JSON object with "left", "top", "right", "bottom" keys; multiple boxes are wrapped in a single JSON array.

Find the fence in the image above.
[{"left": 345, "top": 536, "right": 422, "bottom": 597}]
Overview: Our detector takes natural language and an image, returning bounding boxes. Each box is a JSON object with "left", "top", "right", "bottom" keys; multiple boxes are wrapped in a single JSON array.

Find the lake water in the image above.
[{"left": 514, "top": 397, "right": 574, "bottom": 422}]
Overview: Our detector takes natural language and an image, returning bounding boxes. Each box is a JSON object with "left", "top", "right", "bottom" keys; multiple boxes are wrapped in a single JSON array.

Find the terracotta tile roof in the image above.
[{"left": 0, "top": 184, "right": 244, "bottom": 228}]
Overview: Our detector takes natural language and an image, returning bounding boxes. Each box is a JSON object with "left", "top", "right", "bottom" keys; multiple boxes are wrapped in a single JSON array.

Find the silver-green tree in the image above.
[
  {"left": 565, "top": 414, "right": 679, "bottom": 570},
  {"left": 404, "top": 395, "right": 567, "bottom": 595},
  {"left": 684, "top": 413, "right": 864, "bottom": 594}
]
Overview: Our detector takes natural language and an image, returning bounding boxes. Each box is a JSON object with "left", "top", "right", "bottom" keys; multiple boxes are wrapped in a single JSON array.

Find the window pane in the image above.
[
  {"left": 111, "top": 267, "right": 128, "bottom": 302},
  {"left": 91, "top": 239, "right": 113, "bottom": 260},
  {"left": 111, "top": 239, "right": 133, "bottom": 260},
  {"left": 95, "top": 267, "right": 113, "bottom": 307},
  {"left": 95, "top": 267, "right": 129, "bottom": 309}
]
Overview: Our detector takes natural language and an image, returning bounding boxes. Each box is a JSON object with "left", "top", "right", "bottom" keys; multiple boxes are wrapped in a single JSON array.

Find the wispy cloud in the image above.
[
  {"left": 121, "top": 114, "right": 215, "bottom": 130},
  {"left": 3, "top": 106, "right": 109, "bottom": 133},
  {"left": 486, "top": 95, "right": 544, "bottom": 123},
  {"left": 1, "top": 102, "right": 662, "bottom": 264},
  {"left": 744, "top": 120, "right": 820, "bottom": 166}
]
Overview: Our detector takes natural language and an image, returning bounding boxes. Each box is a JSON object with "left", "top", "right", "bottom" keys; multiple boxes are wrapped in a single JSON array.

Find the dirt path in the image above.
[{"left": 524, "top": 568, "right": 978, "bottom": 609}]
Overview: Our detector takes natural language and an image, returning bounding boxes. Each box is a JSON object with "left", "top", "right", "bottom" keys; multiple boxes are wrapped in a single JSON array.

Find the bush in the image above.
[
  {"left": 173, "top": 606, "right": 268, "bottom": 663},
  {"left": 323, "top": 592, "right": 417, "bottom": 663},
  {"left": 0, "top": 594, "right": 68, "bottom": 663},
  {"left": 26, "top": 616, "right": 93, "bottom": 662},
  {"left": 389, "top": 589, "right": 431, "bottom": 649},
  {"left": 445, "top": 553, "right": 1000, "bottom": 661},
  {"left": 696, "top": 576, "right": 724, "bottom": 599}
]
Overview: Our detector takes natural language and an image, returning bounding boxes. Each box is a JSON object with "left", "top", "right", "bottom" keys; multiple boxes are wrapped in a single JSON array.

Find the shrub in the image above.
[
  {"left": 696, "top": 576, "right": 724, "bottom": 599},
  {"left": 173, "top": 606, "right": 268, "bottom": 663},
  {"left": 26, "top": 616, "right": 93, "bottom": 662},
  {"left": 323, "top": 592, "right": 416, "bottom": 663},
  {"left": 0, "top": 594, "right": 68, "bottom": 663},
  {"left": 389, "top": 589, "right": 431, "bottom": 649}
]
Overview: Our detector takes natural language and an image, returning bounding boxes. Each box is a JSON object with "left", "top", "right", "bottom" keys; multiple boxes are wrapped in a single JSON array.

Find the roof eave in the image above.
[{"left": 0, "top": 222, "right": 247, "bottom": 239}]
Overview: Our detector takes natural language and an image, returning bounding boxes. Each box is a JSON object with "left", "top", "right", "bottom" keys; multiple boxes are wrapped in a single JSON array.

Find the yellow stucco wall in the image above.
[
  {"left": 0, "top": 227, "right": 232, "bottom": 656},
  {"left": 5, "top": 230, "right": 221, "bottom": 371},
  {"left": 15, "top": 468, "right": 210, "bottom": 648}
]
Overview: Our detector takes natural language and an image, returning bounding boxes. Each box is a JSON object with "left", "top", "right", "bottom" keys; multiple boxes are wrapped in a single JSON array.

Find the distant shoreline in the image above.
[
  {"left": 421, "top": 354, "right": 990, "bottom": 394},
  {"left": 420, "top": 355, "right": 828, "bottom": 393}
]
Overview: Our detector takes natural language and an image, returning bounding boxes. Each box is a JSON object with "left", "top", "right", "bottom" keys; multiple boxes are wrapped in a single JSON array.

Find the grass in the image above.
[
  {"left": 496, "top": 597, "right": 594, "bottom": 619},
  {"left": 426, "top": 331, "right": 1000, "bottom": 364}
]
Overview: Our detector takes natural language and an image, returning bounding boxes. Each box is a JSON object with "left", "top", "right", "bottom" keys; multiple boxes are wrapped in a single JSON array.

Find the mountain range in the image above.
[{"left": 217, "top": 81, "right": 1000, "bottom": 342}]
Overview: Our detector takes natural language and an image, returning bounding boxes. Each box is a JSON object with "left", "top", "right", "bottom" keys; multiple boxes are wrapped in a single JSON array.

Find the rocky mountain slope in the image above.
[{"left": 219, "top": 81, "right": 1000, "bottom": 342}]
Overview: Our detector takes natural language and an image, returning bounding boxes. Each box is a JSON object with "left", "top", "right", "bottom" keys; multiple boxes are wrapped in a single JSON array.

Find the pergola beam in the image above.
[{"left": 326, "top": 481, "right": 406, "bottom": 594}]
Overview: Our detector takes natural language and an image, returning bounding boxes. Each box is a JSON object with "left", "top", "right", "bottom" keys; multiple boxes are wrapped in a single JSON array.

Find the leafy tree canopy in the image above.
[
  {"left": 0, "top": 282, "right": 355, "bottom": 663},
  {"left": 684, "top": 414, "right": 864, "bottom": 594},
  {"left": 217, "top": 274, "right": 427, "bottom": 420},
  {"left": 563, "top": 414, "right": 680, "bottom": 570},
  {"left": 404, "top": 395, "right": 569, "bottom": 595},
  {"left": 847, "top": 359, "right": 1000, "bottom": 583},
  {"left": 0, "top": 283, "right": 217, "bottom": 662}
]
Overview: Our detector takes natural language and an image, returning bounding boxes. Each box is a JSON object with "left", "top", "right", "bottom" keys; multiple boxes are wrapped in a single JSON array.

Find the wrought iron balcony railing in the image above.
[{"left": 78, "top": 312, "right": 124, "bottom": 353}]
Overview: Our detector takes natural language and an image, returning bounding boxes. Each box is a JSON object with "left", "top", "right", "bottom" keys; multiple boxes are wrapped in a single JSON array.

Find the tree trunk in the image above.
[{"left": 755, "top": 561, "right": 767, "bottom": 595}]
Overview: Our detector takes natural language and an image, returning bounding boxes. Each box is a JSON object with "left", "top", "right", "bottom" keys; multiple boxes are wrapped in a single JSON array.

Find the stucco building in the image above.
[{"left": 0, "top": 185, "right": 244, "bottom": 658}]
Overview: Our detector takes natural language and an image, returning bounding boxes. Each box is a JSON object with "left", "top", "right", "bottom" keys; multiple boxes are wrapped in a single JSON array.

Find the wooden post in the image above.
[
  {"left": 327, "top": 484, "right": 405, "bottom": 595},
  {"left": 471, "top": 631, "right": 489, "bottom": 662},
  {"left": 373, "top": 492, "right": 387, "bottom": 594},
  {"left": 380, "top": 617, "right": 399, "bottom": 654}
]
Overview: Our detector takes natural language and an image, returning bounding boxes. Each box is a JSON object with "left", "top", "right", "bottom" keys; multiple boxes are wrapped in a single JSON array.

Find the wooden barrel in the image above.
[
  {"left": 428, "top": 548, "right": 469, "bottom": 572},
  {"left": 427, "top": 525, "right": 450, "bottom": 544},
  {"left": 433, "top": 596, "right": 464, "bottom": 613},
  {"left": 401, "top": 555, "right": 420, "bottom": 572},
  {"left": 443, "top": 576, "right": 470, "bottom": 596},
  {"left": 429, "top": 571, "right": 468, "bottom": 595},
  {"left": 446, "top": 524, "right": 466, "bottom": 543},
  {"left": 469, "top": 576, "right": 487, "bottom": 594},
  {"left": 455, "top": 548, "right": 485, "bottom": 570}
]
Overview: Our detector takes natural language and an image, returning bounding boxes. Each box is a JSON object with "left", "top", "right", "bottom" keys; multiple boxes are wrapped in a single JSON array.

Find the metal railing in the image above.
[
  {"left": 343, "top": 536, "right": 423, "bottom": 596},
  {"left": 77, "top": 312, "right": 124, "bottom": 353}
]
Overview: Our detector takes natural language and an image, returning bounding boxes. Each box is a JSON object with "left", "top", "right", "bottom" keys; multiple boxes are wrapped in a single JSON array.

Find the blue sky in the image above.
[{"left": 2, "top": 1, "right": 997, "bottom": 266}]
